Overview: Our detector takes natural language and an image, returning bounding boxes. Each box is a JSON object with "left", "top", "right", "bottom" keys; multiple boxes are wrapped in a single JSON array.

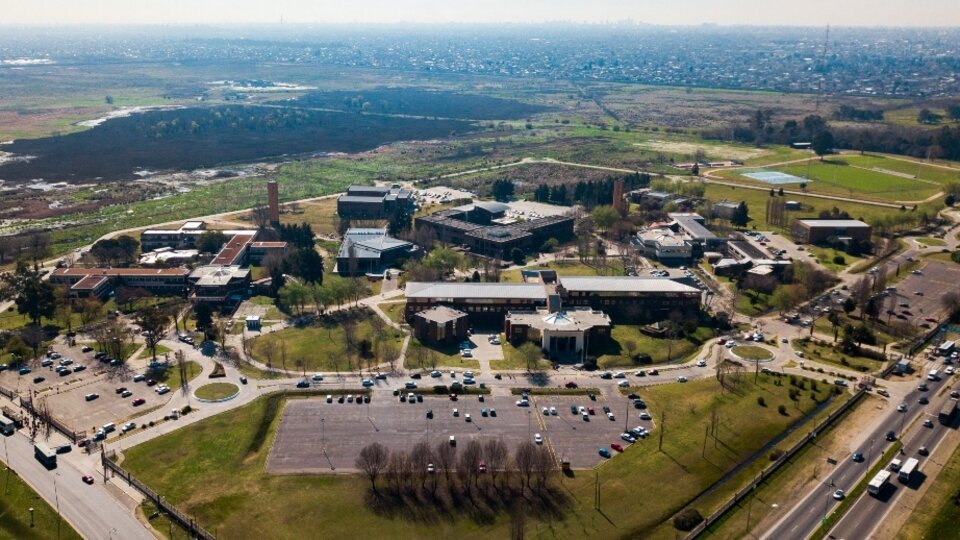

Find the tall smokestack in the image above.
[
  {"left": 267, "top": 180, "right": 280, "bottom": 226},
  {"left": 613, "top": 179, "right": 625, "bottom": 213}
]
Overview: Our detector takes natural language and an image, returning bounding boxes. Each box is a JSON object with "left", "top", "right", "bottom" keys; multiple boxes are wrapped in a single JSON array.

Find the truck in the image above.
[
  {"left": 927, "top": 369, "right": 940, "bottom": 381},
  {"left": 898, "top": 457, "right": 919, "bottom": 483},
  {"left": 0, "top": 414, "right": 15, "bottom": 435},
  {"left": 940, "top": 399, "right": 958, "bottom": 425},
  {"left": 34, "top": 442, "right": 57, "bottom": 468},
  {"left": 868, "top": 469, "right": 892, "bottom": 496}
]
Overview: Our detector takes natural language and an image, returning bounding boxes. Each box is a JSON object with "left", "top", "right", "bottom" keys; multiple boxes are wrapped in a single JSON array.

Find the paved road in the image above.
[
  {"left": 1, "top": 431, "right": 153, "bottom": 540},
  {"left": 762, "top": 359, "right": 956, "bottom": 540},
  {"left": 827, "top": 379, "right": 960, "bottom": 540}
]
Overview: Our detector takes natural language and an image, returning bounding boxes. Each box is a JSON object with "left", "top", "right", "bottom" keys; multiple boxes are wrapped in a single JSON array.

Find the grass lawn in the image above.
[
  {"left": 148, "top": 360, "right": 202, "bottom": 391},
  {"left": 807, "top": 246, "right": 862, "bottom": 272},
  {"left": 0, "top": 468, "right": 83, "bottom": 540},
  {"left": 730, "top": 345, "right": 774, "bottom": 360},
  {"left": 121, "top": 374, "right": 832, "bottom": 540},
  {"left": 137, "top": 343, "right": 172, "bottom": 360},
  {"left": 249, "top": 314, "right": 405, "bottom": 373},
  {"left": 283, "top": 198, "right": 339, "bottom": 237},
  {"left": 792, "top": 339, "right": 884, "bottom": 374},
  {"left": 500, "top": 260, "right": 624, "bottom": 283},
  {"left": 377, "top": 302, "right": 405, "bottom": 324},
  {"left": 195, "top": 383, "right": 240, "bottom": 401},
  {"left": 736, "top": 289, "right": 774, "bottom": 317},
  {"left": 0, "top": 309, "right": 82, "bottom": 333},
  {"left": 597, "top": 325, "right": 714, "bottom": 368},
  {"left": 895, "top": 437, "right": 960, "bottom": 539},
  {"left": 492, "top": 339, "right": 553, "bottom": 371},
  {"left": 915, "top": 237, "right": 947, "bottom": 247},
  {"left": 405, "top": 338, "right": 480, "bottom": 371}
]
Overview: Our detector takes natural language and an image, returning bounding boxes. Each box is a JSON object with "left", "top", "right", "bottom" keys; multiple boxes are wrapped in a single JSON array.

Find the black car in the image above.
[
  {"left": 337, "top": 395, "right": 345, "bottom": 403},
  {"left": 411, "top": 373, "right": 422, "bottom": 379},
  {"left": 363, "top": 395, "right": 371, "bottom": 403},
  {"left": 633, "top": 399, "right": 647, "bottom": 409},
  {"left": 886, "top": 430, "right": 896, "bottom": 441},
  {"left": 426, "top": 409, "right": 433, "bottom": 419},
  {"left": 627, "top": 393, "right": 640, "bottom": 400},
  {"left": 33, "top": 376, "right": 45, "bottom": 384},
  {"left": 392, "top": 389, "right": 400, "bottom": 396},
  {"left": 416, "top": 393, "right": 423, "bottom": 402},
  {"left": 296, "top": 380, "right": 310, "bottom": 388},
  {"left": 602, "top": 406, "right": 611, "bottom": 414}
]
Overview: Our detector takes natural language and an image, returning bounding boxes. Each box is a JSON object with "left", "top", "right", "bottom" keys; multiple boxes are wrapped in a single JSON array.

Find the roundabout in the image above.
[
  {"left": 194, "top": 383, "right": 241, "bottom": 402},
  {"left": 730, "top": 345, "right": 775, "bottom": 362}
]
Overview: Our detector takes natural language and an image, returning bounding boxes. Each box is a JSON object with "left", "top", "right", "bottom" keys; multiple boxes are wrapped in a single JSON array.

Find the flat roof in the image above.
[
  {"left": 414, "top": 305, "right": 468, "bottom": 324},
  {"left": 71, "top": 275, "right": 110, "bottom": 290},
  {"left": 211, "top": 233, "right": 256, "bottom": 266},
  {"left": 558, "top": 276, "right": 700, "bottom": 294},
  {"left": 189, "top": 265, "right": 250, "bottom": 286},
  {"left": 52, "top": 267, "right": 190, "bottom": 277},
  {"left": 406, "top": 282, "right": 547, "bottom": 301},
  {"left": 796, "top": 219, "right": 871, "bottom": 228}
]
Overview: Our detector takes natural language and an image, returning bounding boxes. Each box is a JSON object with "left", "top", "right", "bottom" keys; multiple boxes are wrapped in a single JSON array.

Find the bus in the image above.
[
  {"left": 34, "top": 442, "right": 57, "bottom": 468},
  {"left": 898, "top": 457, "right": 919, "bottom": 483},
  {"left": 868, "top": 470, "right": 892, "bottom": 496},
  {"left": 940, "top": 400, "right": 958, "bottom": 425},
  {"left": 0, "top": 414, "right": 16, "bottom": 435}
]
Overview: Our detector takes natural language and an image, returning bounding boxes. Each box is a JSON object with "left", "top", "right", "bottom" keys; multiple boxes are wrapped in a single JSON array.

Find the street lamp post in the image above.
[
  {"left": 527, "top": 410, "right": 531, "bottom": 439},
  {"left": 321, "top": 418, "right": 325, "bottom": 449}
]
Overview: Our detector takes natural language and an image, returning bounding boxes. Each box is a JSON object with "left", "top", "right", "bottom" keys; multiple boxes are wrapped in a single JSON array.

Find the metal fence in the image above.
[
  {"left": 685, "top": 389, "right": 866, "bottom": 539},
  {"left": 19, "top": 396, "right": 84, "bottom": 443},
  {"left": 101, "top": 450, "right": 215, "bottom": 540},
  {"left": 0, "top": 385, "right": 17, "bottom": 401}
]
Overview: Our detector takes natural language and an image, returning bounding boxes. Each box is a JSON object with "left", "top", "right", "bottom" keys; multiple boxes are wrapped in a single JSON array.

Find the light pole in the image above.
[
  {"left": 321, "top": 418, "right": 325, "bottom": 449},
  {"left": 54, "top": 472, "right": 61, "bottom": 540},
  {"left": 29, "top": 507, "right": 34, "bottom": 528},
  {"left": 527, "top": 410, "right": 531, "bottom": 439}
]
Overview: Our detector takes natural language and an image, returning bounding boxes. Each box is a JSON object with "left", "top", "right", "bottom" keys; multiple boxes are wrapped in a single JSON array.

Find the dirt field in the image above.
[{"left": 634, "top": 139, "right": 772, "bottom": 161}]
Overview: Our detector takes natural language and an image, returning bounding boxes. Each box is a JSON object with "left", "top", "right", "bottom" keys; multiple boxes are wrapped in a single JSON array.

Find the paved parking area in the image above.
[
  {"left": 889, "top": 261, "right": 960, "bottom": 324},
  {"left": 266, "top": 388, "right": 648, "bottom": 473},
  {"left": 43, "top": 372, "right": 171, "bottom": 434}
]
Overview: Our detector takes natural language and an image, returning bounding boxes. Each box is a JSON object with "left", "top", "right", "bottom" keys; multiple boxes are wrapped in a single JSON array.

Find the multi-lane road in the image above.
[
  {"left": 763, "top": 358, "right": 958, "bottom": 540},
  {"left": 1, "top": 431, "right": 154, "bottom": 540}
]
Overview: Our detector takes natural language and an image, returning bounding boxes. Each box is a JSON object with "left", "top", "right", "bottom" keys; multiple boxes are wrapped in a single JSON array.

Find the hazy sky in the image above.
[{"left": 4, "top": 0, "right": 959, "bottom": 27}]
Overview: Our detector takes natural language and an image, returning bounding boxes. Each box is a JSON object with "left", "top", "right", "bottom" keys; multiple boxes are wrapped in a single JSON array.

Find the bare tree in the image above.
[
  {"left": 435, "top": 441, "right": 457, "bottom": 487},
  {"left": 409, "top": 440, "right": 433, "bottom": 491},
  {"left": 485, "top": 438, "right": 508, "bottom": 491},
  {"left": 356, "top": 442, "right": 389, "bottom": 495},
  {"left": 533, "top": 446, "right": 555, "bottom": 492},
  {"left": 251, "top": 202, "right": 271, "bottom": 229},
  {"left": 514, "top": 441, "right": 537, "bottom": 492},
  {"left": 460, "top": 439, "right": 484, "bottom": 491}
]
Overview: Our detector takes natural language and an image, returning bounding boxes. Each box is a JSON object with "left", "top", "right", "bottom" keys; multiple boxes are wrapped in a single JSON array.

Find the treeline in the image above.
[
  {"left": 354, "top": 439, "right": 568, "bottom": 523},
  {"left": 532, "top": 172, "right": 650, "bottom": 209},
  {"left": 707, "top": 110, "right": 960, "bottom": 161},
  {"left": 834, "top": 105, "right": 884, "bottom": 122}
]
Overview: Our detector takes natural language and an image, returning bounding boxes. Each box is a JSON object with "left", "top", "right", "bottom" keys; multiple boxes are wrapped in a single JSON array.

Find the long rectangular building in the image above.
[
  {"left": 50, "top": 268, "right": 190, "bottom": 299},
  {"left": 405, "top": 276, "right": 701, "bottom": 324}
]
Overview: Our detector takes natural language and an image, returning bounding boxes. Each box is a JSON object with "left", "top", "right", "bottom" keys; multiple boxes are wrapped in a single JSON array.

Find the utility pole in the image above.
[{"left": 658, "top": 410, "right": 667, "bottom": 451}]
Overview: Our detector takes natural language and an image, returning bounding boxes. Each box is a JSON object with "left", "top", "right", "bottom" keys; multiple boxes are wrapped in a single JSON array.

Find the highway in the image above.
[
  {"left": 762, "top": 359, "right": 955, "bottom": 540},
  {"left": 826, "top": 379, "right": 960, "bottom": 539},
  {"left": 1, "top": 431, "right": 153, "bottom": 540}
]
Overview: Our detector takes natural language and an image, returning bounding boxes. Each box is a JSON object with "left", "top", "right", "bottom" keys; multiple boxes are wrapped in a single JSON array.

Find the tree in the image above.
[
  {"left": 510, "top": 248, "right": 526, "bottom": 266},
  {"left": 195, "top": 231, "right": 228, "bottom": 254},
  {"left": 79, "top": 297, "right": 104, "bottom": 327},
  {"left": 517, "top": 342, "right": 542, "bottom": 372},
  {"left": 491, "top": 179, "right": 515, "bottom": 200},
  {"left": 485, "top": 438, "right": 508, "bottom": 491},
  {"left": 812, "top": 130, "right": 835, "bottom": 161},
  {"left": 1, "top": 262, "right": 56, "bottom": 327},
  {"left": 946, "top": 194, "right": 956, "bottom": 207},
  {"left": 135, "top": 305, "right": 171, "bottom": 359},
  {"left": 387, "top": 207, "right": 412, "bottom": 236},
  {"left": 730, "top": 202, "right": 750, "bottom": 227},
  {"left": 591, "top": 205, "right": 619, "bottom": 233},
  {"left": 356, "top": 442, "right": 389, "bottom": 495},
  {"left": 194, "top": 302, "right": 214, "bottom": 334},
  {"left": 284, "top": 248, "right": 324, "bottom": 285},
  {"left": 842, "top": 297, "right": 856, "bottom": 315}
]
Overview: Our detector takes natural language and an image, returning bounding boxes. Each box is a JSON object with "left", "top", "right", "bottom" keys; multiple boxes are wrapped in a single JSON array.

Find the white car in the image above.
[
  {"left": 696, "top": 360, "right": 707, "bottom": 367},
  {"left": 460, "top": 349, "right": 473, "bottom": 358},
  {"left": 430, "top": 370, "right": 441, "bottom": 378},
  {"left": 606, "top": 412, "right": 615, "bottom": 420},
  {"left": 534, "top": 433, "right": 543, "bottom": 444},
  {"left": 542, "top": 407, "right": 550, "bottom": 415},
  {"left": 516, "top": 399, "right": 529, "bottom": 407},
  {"left": 677, "top": 376, "right": 688, "bottom": 383},
  {"left": 465, "top": 413, "right": 471, "bottom": 422},
  {"left": 312, "top": 373, "right": 324, "bottom": 381},
  {"left": 617, "top": 380, "right": 630, "bottom": 388},
  {"left": 452, "top": 408, "right": 459, "bottom": 417},
  {"left": 121, "top": 422, "right": 136, "bottom": 433},
  {"left": 464, "top": 371, "right": 474, "bottom": 378},
  {"left": 725, "top": 341, "right": 736, "bottom": 348},
  {"left": 549, "top": 407, "right": 557, "bottom": 415}
]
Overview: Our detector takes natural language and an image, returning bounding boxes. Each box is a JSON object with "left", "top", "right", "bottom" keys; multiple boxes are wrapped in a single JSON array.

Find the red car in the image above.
[
  {"left": 925, "top": 317, "right": 937, "bottom": 323},
  {"left": 902, "top": 310, "right": 913, "bottom": 316},
  {"left": 611, "top": 443, "right": 624, "bottom": 453},
  {"left": 449, "top": 394, "right": 458, "bottom": 401},
  {"left": 82, "top": 475, "right": 94, "bottom": 485},
  {"left": 146, "top": 379, "right": 157, "bottom": 387},
  {"left": 132, "top": 398, "right": 146, "bottom": 406},
  {"left": 648, "top": 369, "right": 659, "bottom": 376},
  {"left": 587, "top": 407, "right": 595, "bottom": 415},
  {"left": 77, "top": 439, "right": 89, "bottom": 448},
  {"left": 565, "top": 381, "right": 578, "bottom": 389},
  {"left": 716, "top": 338, "right": 726, "bottom": 345}
]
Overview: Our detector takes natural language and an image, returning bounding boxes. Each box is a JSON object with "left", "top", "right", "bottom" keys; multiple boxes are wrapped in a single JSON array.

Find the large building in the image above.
[
  {"left": 405, "top": 276, "right": 701, "bottom": 324},
  {"left": 411, "top": 306, "right": 469, "bottom": 345},
  {"left": 336, "top": 228, "right": 419, "bottom": 276},
  {"left": 505, "top": 308, "right": 611, "bottom": 362},
  {"left": 188, "top": 266, "right": 251, "bottom": 306},
  {"left": 792, "top": 219, "right": 872, "bottom": 245},
  {"left": 336, "top": 185, "right": 414, "bottom": 220},
  {"left": 50, "top": 268, "right": 190, "bottom": 300},
  {"left": 415, "top": 202, "right": 574, "bottom": 259}
]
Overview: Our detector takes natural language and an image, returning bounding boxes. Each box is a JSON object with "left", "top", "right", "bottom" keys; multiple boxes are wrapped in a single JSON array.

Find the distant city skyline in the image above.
[{"left": 4, "top": 0, "right": 960, "bottom": 27}]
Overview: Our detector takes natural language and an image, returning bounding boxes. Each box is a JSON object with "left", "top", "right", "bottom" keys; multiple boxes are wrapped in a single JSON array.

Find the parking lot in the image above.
[
  {"left": 267, "top": 390, "right": 648, "bottom": 473},
  {"left": 889, "top": 261, "right": 960, "bottom": 324},
  {"left": 43, "top": 370, "right": 170, "bottom": 435}
]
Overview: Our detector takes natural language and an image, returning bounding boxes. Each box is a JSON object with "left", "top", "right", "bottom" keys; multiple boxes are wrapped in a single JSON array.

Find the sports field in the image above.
[{"left": 724, "top": 154, "right": 952, "bottom": 203}]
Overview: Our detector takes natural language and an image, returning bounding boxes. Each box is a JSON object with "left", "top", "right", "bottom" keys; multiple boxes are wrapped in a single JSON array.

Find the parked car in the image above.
[
  {"left": 82, "top": 475, "right": 95, "bottom": 485},
  {"left": 84, "top": 393, "right": 99, "bottom": 401},
  {"left": 611, "top": 443, "right": 625, "bottom": 452},
  {"left": 132, "top": 398, "right": 146, "bottom": 406},
  {"left": 639, "top": 412, "right": 652, "bottom": 420},
  {"left": 598, "top": 447, "right": 612, "bottom": 458},
  {"left": 534, "top": 433, "right": 543, "bottom": 444}
]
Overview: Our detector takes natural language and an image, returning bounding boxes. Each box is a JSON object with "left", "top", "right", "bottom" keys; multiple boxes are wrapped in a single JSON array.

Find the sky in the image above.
[{"left": 3, "top": 0, "right": 959, "bottom": 27}]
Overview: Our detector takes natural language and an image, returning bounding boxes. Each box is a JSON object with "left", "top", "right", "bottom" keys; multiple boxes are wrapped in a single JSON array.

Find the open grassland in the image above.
[
  {"left": 0, "top": 468, "right": 83, "bottom": 540},
  {"left": 404, "top": 338, "right": 480, "bottom": 370},
  {"left": 149, "top": 361, "right": 203, "bottom": 392},
  {"left": 596, "top": 325, "right": 714, "bottom": 367},
  {"left": 377, "top": 302, "right": 406, "bottom": 325},
  {"left": 492, "top": 340, "right": 554, "bottom": 371},
  {"left": 122, "top": 374, "right": 833, "bottom": 540},
  {"left": 249, "top": 315, "right": 405, "bottom": 373},
  {"left": 500, "top": 260, "right": 624, "bottom": 282},
  {"left": 195, "top": 383, "right": 240, "bottom": 401}
]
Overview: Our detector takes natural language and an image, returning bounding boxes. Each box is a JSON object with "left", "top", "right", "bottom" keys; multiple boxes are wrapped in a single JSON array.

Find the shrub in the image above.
[
  {"left": 769, "top": 448, "right": 786, "bottom": 461},
  {"left": 672, "top": 508, "right": 704, "bottom": 531},
  {"left": 777, "top": 405, "right": 788, "bottom": 415},
  {"left": 832, "top": 255, "right": 846, "bottom": 265},
  {"left": 757, "top": 396, "right": 767, "bottom": 407}
]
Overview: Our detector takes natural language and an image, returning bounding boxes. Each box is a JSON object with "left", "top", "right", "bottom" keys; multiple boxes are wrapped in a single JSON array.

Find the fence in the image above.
[
  {"left": 102, "top": 450, "right": 216, "bottom": 540},
  {"left": 685, "top": 389, "right": 867, "bottom": 539},
  {"left": 0, "top": 385, "right": 18, "bottom": 401},
  {"left": 19, "top": 396, "right": 84, "bottom": 443}
]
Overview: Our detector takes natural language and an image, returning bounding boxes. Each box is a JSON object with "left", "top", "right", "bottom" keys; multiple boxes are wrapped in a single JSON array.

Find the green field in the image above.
[
  {"left": 249, "top": 314, "right": 405, "bottom": 373},
  {"left": 730, "top": 345, "right": 773, "bottom": 360},
  {"left": 377, "top": 302, "right": 406, "bottom": 325},
  {"left": 150, "top": 360, "right": 203, "bottom": 392},
  {"left": 405, "top": 338, "right": 480, "bottom": 370},
  {"left": 597, "top": 325, "right": 714, "bottom": 367},
  {"left": 915, "top": 237, "right": 947, "bottom": 247},
  {"left": 0, "top": 467, "right": 82, "bottom": 540},
  {"left": 492, "top": 339, "right": 553, "bottom": 371},
  {"left": 122, "top": 374, "right": 833, "bottom": 540},
  {"left": 792, "top": 339, "right": 883, "bottom": 374}
]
